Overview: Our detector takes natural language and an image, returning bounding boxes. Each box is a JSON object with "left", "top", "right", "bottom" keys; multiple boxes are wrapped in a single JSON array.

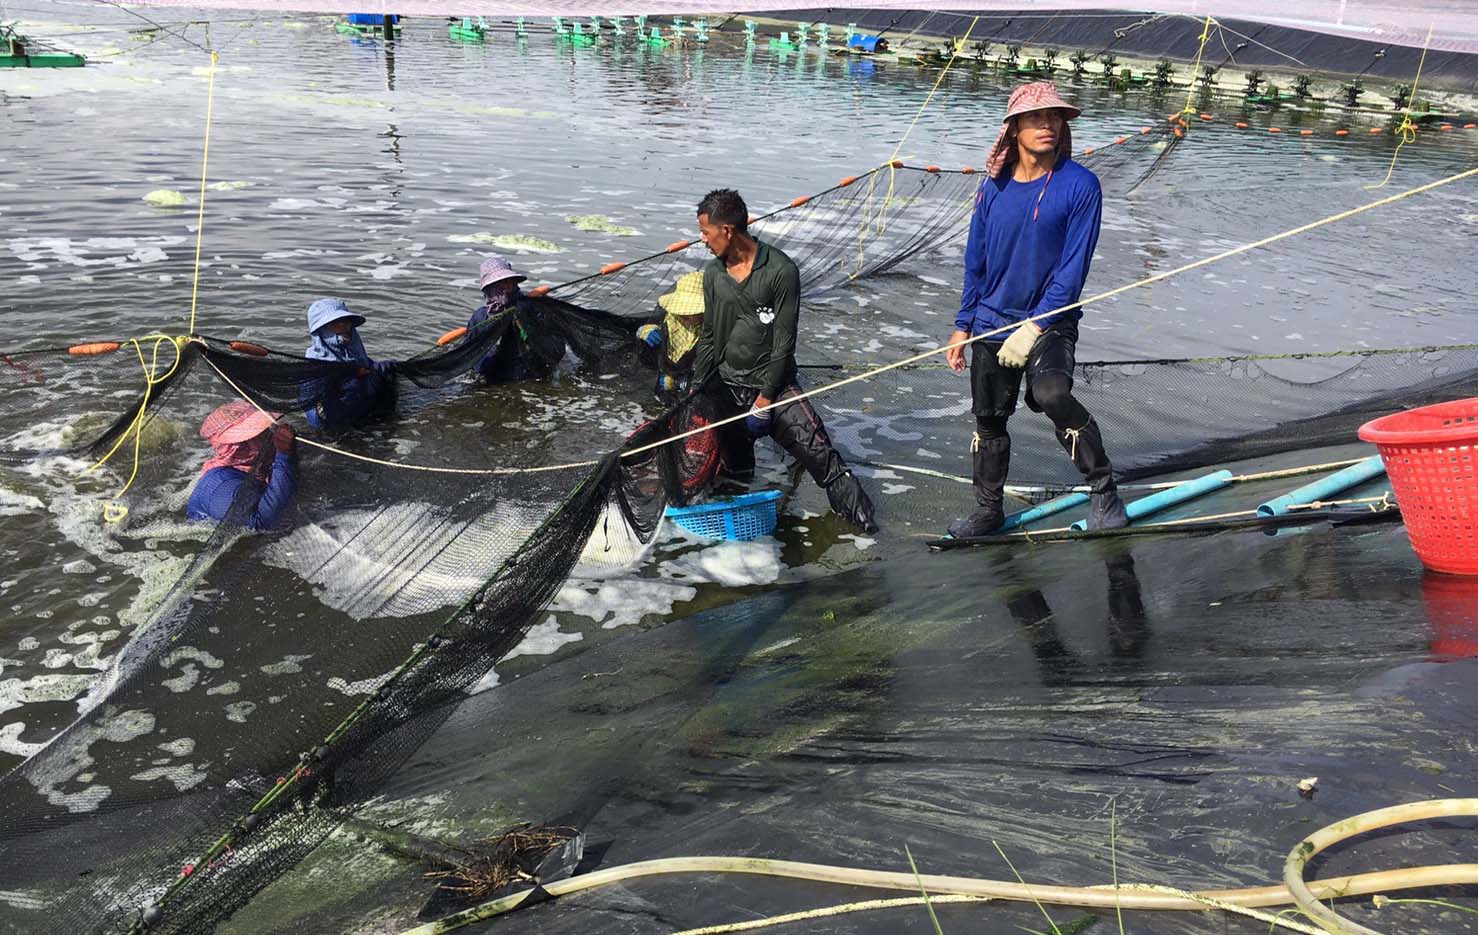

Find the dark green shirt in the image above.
[{"left": 693, "top": 239, "right": 801, "bottom": 399}]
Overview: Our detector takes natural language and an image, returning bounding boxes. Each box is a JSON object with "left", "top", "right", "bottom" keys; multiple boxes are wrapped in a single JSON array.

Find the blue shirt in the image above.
[
  {"left": 185, "top": 456, "right": 297, "bottom": 531},
  {"left": 955, "top": 157, "right": 1102, "bottom": 336}
]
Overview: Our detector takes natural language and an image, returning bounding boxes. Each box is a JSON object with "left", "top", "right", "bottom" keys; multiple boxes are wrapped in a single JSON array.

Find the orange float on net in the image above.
[
  {"left": 747, "top": 215, "right": 757, "bottom": 226},
  {"left": 1081, "top": 147, "right": 1095, "bottom": 156},
  {"left": 961, "top": 166, "right": 976, "bottom": 174},
  {"left": 528, "top": 284, "right": 552, "bottom": 297},
  {"left": 1269, "top": 127, "right": 1282, "bottom": 133},
  {"left": 1370, "top": 127, "right": 1384, "bottom": 134},
  {"left": 1115, "top": 135, "right": 1127, "bottom": 145},
  {"left": 1173, "top": 126, "right": 1184, "bottom": 138},
  {"left": 436, "top": 327, "right": 467, "bottom": 346},
  {"left": 1140, "top": 126, "right": 1151, "bottom": 134},
  {"left": 838, "top": 175, "right": 860, "bottom": 186},
  {"left": 665, "top": 239, "right": 692, "bottom": 253},
  {"left": 925, "top": 165, "right": 941, "bottom": 173},
  {"left": 889, "top": 159, "right": 905, "bottom": 168},
  {"left": 600, "top": 262, "right": 626, "bottom": 276},
  {"left": 1336, "top": 128, "right": 1350, "bottom": 136},
  {"left": 67, "top": 342, "right": 121, "bottom": 356},
  {"left": 1235, "top": 122, "right": 1249, "bottom": 129},
  {"left": 789, "top": 195, "right": 811, "bottom": 207},
  {"left": 227, "top": 341, "right": 269, "bottom": 357},
  {"left": 1440, "top": 124, "right": 1455, "bottom": 132},
  {"left": 1200, "top": 113, "right": 1213, "bottom": 121},
  {"left": 1466, "top": 123, "right": 1477, "bottom": 129},
  {"left": 1300, "top": 129, "right": 1314, "bottom": 136}
]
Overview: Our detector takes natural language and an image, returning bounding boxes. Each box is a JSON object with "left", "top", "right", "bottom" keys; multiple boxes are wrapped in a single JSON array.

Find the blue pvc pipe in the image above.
[
  {"left": 1070, "top": 469, "right": 1235, "bottom": 531},
  {"left": 1000, "top": 491, "right": 1089, "bottom": 533},
  {"left": 1256, "top": 455, "right": 1386, "bottom": 517}
]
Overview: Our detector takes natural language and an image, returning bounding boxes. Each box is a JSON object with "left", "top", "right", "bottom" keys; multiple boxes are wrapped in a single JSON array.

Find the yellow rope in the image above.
[
  {"left": 1181, "top": 15, "right": 1213, "bottom": 116},
  {"left": 858, "top": 15, "right": 982, "bottom": 272},
  {"left": 1367, "top": 23, "right": 1435, "bottom": 191},
  {"left": 197, "top": 164, "right": 1477, "bottom": 477},
  {"left": 886, "top": 17, "right": 979, "bottom": 168},
  {"left": 187, "top": 50, "right": 219, "bottom": 336},
  {"left": 620, "top": 163, "right": 1478, "bottom": 465},
  {"left": 85, "top": 335, "right": 188, "bottom": 521}
]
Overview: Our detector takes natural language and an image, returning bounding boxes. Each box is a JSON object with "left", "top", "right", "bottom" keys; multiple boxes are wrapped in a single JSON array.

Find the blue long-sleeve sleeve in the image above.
[
  {"left": 953, "top": 158, "right": 1103, "bottom": 336},
  {"left": 251, "top": 452, "right": 297, "bottom": 530},
  {"left": 185, "top": 454, "right": 296, "bottom": 531},
  {"left": 1026, "top": 175, "right": 1101, "bottom": 327},
  {"left": 954, "top": 182, "right": 987, "bottom": 333}
]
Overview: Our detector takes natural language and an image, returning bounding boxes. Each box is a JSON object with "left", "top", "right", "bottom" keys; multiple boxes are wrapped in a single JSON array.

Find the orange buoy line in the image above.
[
  {"left": 503, "top": 120, "right": 1188, "bottom": 304},
  {"left": 67, "top": 342, "right": 122, "bottom": 356},
  {"left": 1172, "top": 108, "right": 1478, "bottom": 140},
  {"left": 227, "top": 341, "right": 270, "bottom": 357}
]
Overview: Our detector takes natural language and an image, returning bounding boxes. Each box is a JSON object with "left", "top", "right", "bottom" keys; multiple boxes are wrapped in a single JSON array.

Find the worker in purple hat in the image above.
[
  {"left": 943, "top": 81, "right": 1128, "bottom": 537},
  {"left": 466, "top": 254, "right": 566, "bottom": 383}
]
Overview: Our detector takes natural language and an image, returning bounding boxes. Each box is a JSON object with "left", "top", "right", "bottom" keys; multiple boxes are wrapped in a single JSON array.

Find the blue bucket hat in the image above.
[{"left": 307, "top": 297, "right": 366, "bottom": 334}]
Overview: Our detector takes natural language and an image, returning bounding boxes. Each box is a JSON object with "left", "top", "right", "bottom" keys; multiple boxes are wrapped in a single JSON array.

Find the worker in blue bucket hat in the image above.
[{"left": 302, "top": 297, "right": 397, "bottom": 430}]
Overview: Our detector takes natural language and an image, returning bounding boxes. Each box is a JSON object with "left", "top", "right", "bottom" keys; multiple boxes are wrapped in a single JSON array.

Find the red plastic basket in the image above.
[{"left": 1359, "top": 398, "right": 1478, "bottom": 575}]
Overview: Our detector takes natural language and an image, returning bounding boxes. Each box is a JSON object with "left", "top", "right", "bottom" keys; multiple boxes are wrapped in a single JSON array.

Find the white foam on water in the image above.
[
  {"left": 327, "top": 670, "right": 394, "bottom": 696},
  {"left": 22, "top": 706, "right": 155, "bottom": 813},
  {"left": 7, "top": 235, "right": 186, "bottom": 270},
  {"left": 129, "top": 762, "right": 208, "bottom": 791},
  {"left": 0, "top": 722, "right": 46, "bottom": 758},
  {"left": 504, "top": 615, "right": 583, "bottom": 659},
  {"left": 466, "top": 668, "right": 500, "bottom": 695},
  {"left": 260, "top": 654, "right": 313, "bottom": 676},
  {"left": 0, "top": 487, "right": 43, "bottom": 517},
  {"left": 661, "top": 537, "right": 784, "bottom": 588},
  {"left": 0, "top": 673, "right": 97, "bottom": 717}
]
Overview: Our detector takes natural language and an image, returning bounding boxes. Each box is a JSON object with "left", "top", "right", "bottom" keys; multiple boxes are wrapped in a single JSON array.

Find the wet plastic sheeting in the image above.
[
  {"left": 240, "top": 514, "right": 1478, "bottom": 934},
  {"left": 793, "top": 8, "right": 1478, "bottom": 91}
]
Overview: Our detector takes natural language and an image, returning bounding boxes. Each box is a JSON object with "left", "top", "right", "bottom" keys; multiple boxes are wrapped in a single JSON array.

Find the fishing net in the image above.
[
  {"left": 3, "top": 113, "right": 1473, "bottom": 935},
  {"left": 798, "top": 344, "right": 1478, "bottom": 503},
  {"left": 544, "top": 126, "right": 1182, "bottom": 320},
  {"left": 0, "top": 329, "right": 719, "bottom": 935}
]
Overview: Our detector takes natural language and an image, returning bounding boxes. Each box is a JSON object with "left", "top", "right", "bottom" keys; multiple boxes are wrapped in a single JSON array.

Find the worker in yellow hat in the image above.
[{"left": 637, "top": 269, "right": 707, "bottom": 404}]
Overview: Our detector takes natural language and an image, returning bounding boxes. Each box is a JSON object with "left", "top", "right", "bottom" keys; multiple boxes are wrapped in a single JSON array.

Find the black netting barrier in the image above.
[{"left": 9, "top": 114, "right": 1469, "bottom": 935}]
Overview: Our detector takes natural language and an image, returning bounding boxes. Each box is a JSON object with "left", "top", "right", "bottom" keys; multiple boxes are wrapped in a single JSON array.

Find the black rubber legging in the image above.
[{"left": 975, "top": 373, "right": 1089, "bottom": 438}]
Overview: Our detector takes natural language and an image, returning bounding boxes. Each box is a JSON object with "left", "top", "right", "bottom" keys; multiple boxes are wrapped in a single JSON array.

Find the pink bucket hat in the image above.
[
  {"left": 478, "top": 254, "right": 527, "bottom": 290},
  {"left": 200, "top": 399, "right": 281, "bottom": 446},
  {"left": 985, "top": 82, "right": 1081, "bottom": 179}
]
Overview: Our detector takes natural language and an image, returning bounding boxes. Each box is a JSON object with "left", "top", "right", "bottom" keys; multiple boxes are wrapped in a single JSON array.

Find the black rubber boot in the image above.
[
  {"left": 824, "top": 470, "right": 879, "bottom": 533},
  {"left": 1056, "top": 417, "right": 1128, "bottom": 530},
  {"left": 947, "top": 432, "right": 1011, "bottom": 538}
]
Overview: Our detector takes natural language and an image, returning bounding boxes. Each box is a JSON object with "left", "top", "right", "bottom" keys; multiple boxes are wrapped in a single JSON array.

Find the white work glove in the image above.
[{"left": 996, "top": 321, "right": 1042, "bottom": 369}]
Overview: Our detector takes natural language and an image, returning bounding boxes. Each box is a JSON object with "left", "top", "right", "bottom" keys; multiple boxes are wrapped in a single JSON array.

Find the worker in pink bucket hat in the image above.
[
  {"left": 465, "top": 254, "right": 566, "bottom": 382},
  {"left": 185, "top": 399, "right": 297, "bottom": 530},
  {"left": 943, "top": 81, "right": 1128, "bottom": 538}
]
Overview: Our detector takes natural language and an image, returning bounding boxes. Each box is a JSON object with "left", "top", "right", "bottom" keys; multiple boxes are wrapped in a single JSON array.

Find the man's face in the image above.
[
  {"left": 327, "top": 318, "right": 354, "bottom": 338},
  {"left": 697, "top": 212, "right": 732, "bottom": 258},
  {"left": 1014, "top": 108, "right": 1065, "bottom": 157}
]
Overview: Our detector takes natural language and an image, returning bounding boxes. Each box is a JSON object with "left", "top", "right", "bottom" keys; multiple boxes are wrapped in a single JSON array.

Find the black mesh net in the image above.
[{"left": 6, "top": 116, "right": 1475, "bottom": 935}]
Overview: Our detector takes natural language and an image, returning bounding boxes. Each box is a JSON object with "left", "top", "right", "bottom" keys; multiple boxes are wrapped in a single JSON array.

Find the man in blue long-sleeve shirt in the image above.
[
  {"left": 186, "top": 400, "right": 297, "bottom": 531},
  {"left": 944, "top": 82, "right": 1128, "bottom": 537}
]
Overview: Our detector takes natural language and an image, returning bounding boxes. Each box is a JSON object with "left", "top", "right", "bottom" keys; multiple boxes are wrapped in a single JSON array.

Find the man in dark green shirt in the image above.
[{"left": 692, "top": 188, "right": 877, "bottom": 533}]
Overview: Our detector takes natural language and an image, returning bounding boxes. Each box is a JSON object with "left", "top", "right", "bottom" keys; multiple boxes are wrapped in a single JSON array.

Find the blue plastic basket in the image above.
[{"left": 663, "top": 490, "right": 783, "bottom": 542}]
